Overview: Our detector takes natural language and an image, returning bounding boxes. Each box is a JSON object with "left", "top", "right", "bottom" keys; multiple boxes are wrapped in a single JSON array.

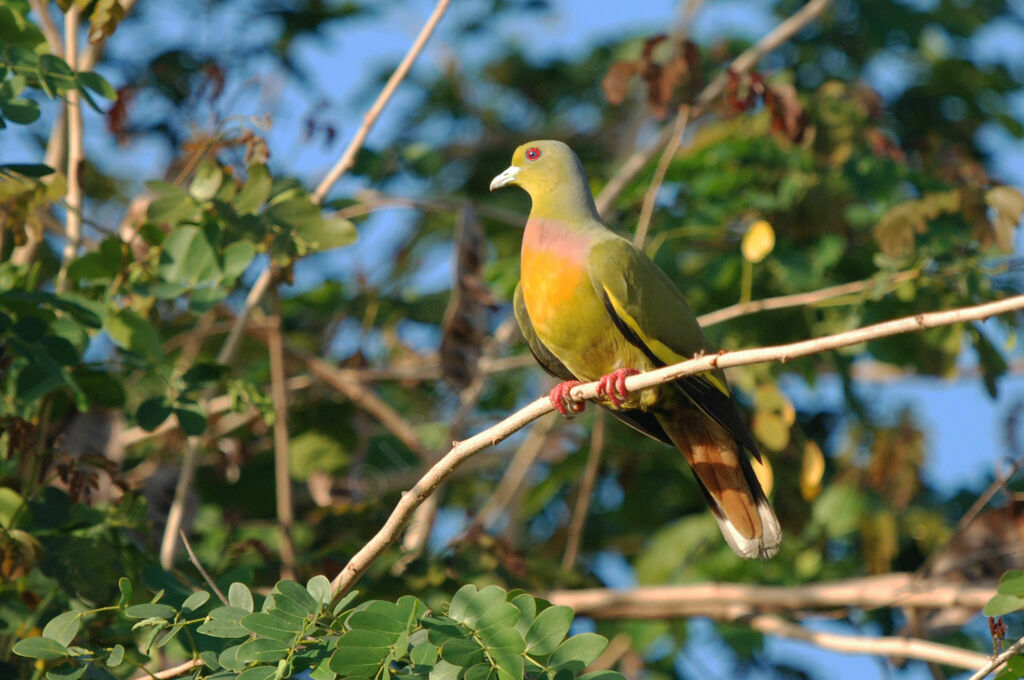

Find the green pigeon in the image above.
[{"left": 490, "top": 140, "right": 781, "bottom": 559}]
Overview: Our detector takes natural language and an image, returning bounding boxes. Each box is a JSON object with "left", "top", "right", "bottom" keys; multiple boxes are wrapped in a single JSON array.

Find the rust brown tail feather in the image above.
[{"left": 658, "top": 409, "right": 781, "bottom": 559}]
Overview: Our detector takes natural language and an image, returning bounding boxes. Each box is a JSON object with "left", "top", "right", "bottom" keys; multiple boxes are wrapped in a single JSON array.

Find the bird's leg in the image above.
[
  {"left": 549, "top": 380, "right": 585, "bottom": 418},
  {"left": 596, "top": 367, "right": 641, "bottom": 408}
]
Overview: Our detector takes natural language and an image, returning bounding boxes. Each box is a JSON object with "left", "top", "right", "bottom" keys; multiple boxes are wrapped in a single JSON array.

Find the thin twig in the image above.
[
  {"left": 312, "top": 0, "right": 452, "bottom": 203},
  {"left": 749, "top": 614, "right": 988, "bottom": 671},
  {"left": 561, "top": 412, "right": 606, "bottom": 572},
  {"left": 281, "top": 344, "right": 433, "bottom": 461},
  {"left": 697, "top": 268, "right": 921, "bottom": 326},
  {"left": 131, "top": 659, "right": 202, "bottom": 680},
  {"left": 55, "top": 5, "right": 83, "bottom": 293},
  {"left": 968, "top": 635, "right": 1024, "bottom": 680},
  {"left": 336, "top": 191, "right": 525, "bottom": 227},
  {"left": 594, "top": 0, "right": 834, "bottom": 216},
  {"left": 917, "top": 456, "right": 1024, "bottom": 578},
  {"left": 179, "top": 531, "right": 228, "bottom": 606},
  {"left": 633, "top": 106, "right": 690, "bottom": 249},
  {"left": 267, "top": 311, "right": 297, "bottom": 581},
  {"left": 330, "top": 294, "right": 1024, "bottom": 596},
  {"left": 28, "top": 0, "right": 62, "bottom": 57},
  {"left": 547, "top": 574, "right": 995, "bottom": 619}
]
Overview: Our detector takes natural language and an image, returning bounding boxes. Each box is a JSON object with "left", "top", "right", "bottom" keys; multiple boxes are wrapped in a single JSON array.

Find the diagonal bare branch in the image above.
[
  {"left": 312, "top": 0, "right": 452, "bottom": 204},
  {"left": 330, "top": 294, "right": 1024, "bottom": 596}
]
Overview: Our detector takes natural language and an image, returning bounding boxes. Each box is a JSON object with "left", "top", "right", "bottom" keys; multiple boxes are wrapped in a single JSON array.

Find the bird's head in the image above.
[{"left": 489, "top": 140, "right": 597, "bottom": 219}]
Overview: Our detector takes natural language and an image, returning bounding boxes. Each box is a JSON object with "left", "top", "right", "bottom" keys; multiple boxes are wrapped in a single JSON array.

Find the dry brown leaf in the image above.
[{"left": 440, "top": 205, "right": 494, "bottom": 390}]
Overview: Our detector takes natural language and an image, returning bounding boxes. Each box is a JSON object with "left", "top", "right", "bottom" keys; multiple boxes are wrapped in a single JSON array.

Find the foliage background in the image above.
[{"left": 3, "top": 0, "right": 1024, "bottom": 678}]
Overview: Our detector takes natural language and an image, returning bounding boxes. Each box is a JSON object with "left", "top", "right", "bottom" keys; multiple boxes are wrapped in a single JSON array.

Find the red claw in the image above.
[
  {"left": 596, "top": 368, "right": 640, "bottom": 408},
  {"left": 549, "top": 380, "right": 585, "bottom": 418}
]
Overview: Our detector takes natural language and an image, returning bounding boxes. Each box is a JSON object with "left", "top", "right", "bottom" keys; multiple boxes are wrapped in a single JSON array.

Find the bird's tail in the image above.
[{"left": 657, "top": 409, "right": 781, "bottom": 559}]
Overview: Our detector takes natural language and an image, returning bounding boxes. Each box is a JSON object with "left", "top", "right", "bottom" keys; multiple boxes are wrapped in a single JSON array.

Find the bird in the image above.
[{"left": 490, "top": 140, "right": 781, "bottom": 559}]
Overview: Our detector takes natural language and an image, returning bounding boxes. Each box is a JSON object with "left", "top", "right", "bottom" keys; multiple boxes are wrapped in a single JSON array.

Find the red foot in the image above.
[
  {"left": 549, "top": 380, "right": 585, "bottom": 418},
  {"left": 596, "top": 368, "right": 640, "bottom": 408}
]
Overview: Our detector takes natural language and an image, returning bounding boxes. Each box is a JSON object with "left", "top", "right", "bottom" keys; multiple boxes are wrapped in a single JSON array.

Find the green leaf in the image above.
[
  {"left": 410, "top": 641, "right": 438, "bottom": 666},
  {"left": 76, "top": 71, "right": 117, "bottom": 100},
  {"left": 73, "top": 368, "right": 126, "bottom": 409},
  {"left": 12, "top": 636, "right": 70, "bottom": 660},
  {"left": 222, "top": 241, "right": 256, "bottom": 280},
  {"left": 510, "top": 594, "right": 536, "bottom": 636},
  {"left": 999, "top": 570, "right": 1024, "bottom": 597},
  {"left": 479, "top": 628, "right": 525, "bottom": 680},
  {"left": 236, "top": 164, "right": 272, "bottom": 214},
  {"left": 439, "top": 637, "right": 486, "bottom": 667},
  {"left": 118, "top": 577, "right": 133, "bottom": 604},
  {"left": 219, "top": 643, "right": 246, "bottom": 672},
  {"left": 159, "top": 226, "right": 221, "bottom": 286},
  {"left": 236, "top": 638, "right": 291, "bottom": 664},
  {"left": 42, "top": 611, "right": 81, "bottom": 646},
  {"left": 307, "top": 575, "right": 332, "bottom": 606},
  {"left": 45, "top": 667, "right": 86, "bottom": 680},
  {"left": 429, "top": 660, "right": 462, "bottom": 680},
  {"left": 147, "top": 182, "right": 198, "bottom": 224},
  {"left": 462, "top": 586, "right": 509, "bottom": 628},
  {"left": 0, "top": 487, "right": 25, "bottom": 528},
  {"left": 183, "top": 591, "right": 211, "bottom": 612},
  {"left": 0, "top": 163, "right": 53, "bottom": 178},
  {"left": 447, "top": 584, "right": 477, "bottom": 622},
  {"left": 525, "top": 605, "right": 573, "bottom": 656},
  {"left": 985, "top": 593, "right": 1024, "bottom": 617},
  {"left": 174, "top": 406, "right": 207, "bottom": 436},
  {"left": 197, "top": 606, "right": 251, "bottom": 638},
  {"left": 107, "top": 308, "right": 164, "bottom": 359},
  {"left": 463, "top": 663, "right": 495, "bottom": 680},
  {"left": 125, "top": 603, "right": 176, "bottom": 620},
  {"left": 0, "top": 96, "right": 40, "bottom": 124},
  {"left": 137, "top": 397, "right": 172, "bottom": 431},
  {"left": 107, "top": 643, "right": 125, "bottom": 667},
  {"left": 579, "top": 671, "right": 627, "bottom": 680},
  {"left": 329, "top": 628, "right": 394, "bottom": 675},
  {"left": 333, "top": 590, "right": 360, "bottom": 616},
  {"left": 181, "top": 362, "right": 228, "bottom": 388},
  {"left": 190, "top": 161, "right": 223, "bottom": 201},
  {"left": 236, "top": 667, "right": 277, "bottom": 680},
  {"left": 548, "top": 633, "right": 608, "bottom": 671},
  {"left": 242, "top": 610, "right": 303, "bottom": 641},
  {"left": 274, "top": 579, "right": 319, "bottom": 616},
  {"left": 293, "top": 214, "right": 357, "bottom": 252},
  {"left": 229, "top": 582, "right": 254, "bottom": 612}
]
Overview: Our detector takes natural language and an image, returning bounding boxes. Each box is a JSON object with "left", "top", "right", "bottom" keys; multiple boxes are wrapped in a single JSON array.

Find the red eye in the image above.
[{"left": 525, "top": 147, "right": 541, "bottom": 161}]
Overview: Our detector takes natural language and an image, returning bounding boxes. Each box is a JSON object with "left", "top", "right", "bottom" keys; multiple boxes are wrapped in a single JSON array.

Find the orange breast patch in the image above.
[{"left": 520, "top": 246, "right": 588, "bottom": 333}]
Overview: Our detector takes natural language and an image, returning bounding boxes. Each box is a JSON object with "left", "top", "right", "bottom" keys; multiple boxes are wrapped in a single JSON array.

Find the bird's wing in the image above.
[
  {"left": 587, "top": 237, "right": 760, "bottom": 457},
  {"left": 514, "top": 282, "right": 673, "bottom": 445}
]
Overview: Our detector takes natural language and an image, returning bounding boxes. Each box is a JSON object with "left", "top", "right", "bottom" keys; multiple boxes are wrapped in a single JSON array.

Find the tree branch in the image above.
[
  {"left": 546, "top": 574, "right": 995, "bottom": 619},
  {"left": 749, "top": 614, "right": 989, "bottom": 671},
  {"left": 633, "top": 105, "right": 690, "bottom": 249},
  {"left": 697, "top": 268, "right": 921, "bottom": 326},
  {"left": 330, "top": 294, "right": 1024, "bottom": 596},
  {"left": 28, "top": 0, "right": 62, "bottom": 57},
  {"left": 968, "top": 635, "right": 1024, "bottom": 680},
  {"left": 311, "top": 0, "right": 452, "bottom": 203},
  {"left": 55, "top": 5, "right": 83, "bottom": 293},
  {"left": 267, "top": 312, "right": 297, "bottom": 580}
]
